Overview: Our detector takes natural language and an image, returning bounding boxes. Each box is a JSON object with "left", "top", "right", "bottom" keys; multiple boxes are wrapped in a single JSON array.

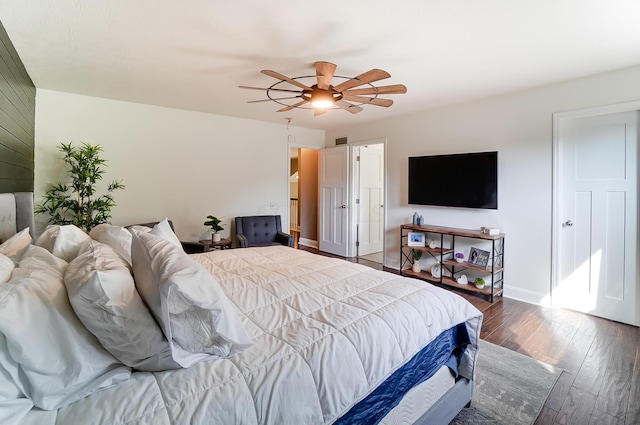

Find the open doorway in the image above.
[
  {"left": 352, "top": 142, "right": 385, "bottom": 264},
  {"left": 289, "top": 147, "right": 319, "bottom": 249},
  {"left": 289, "top": 148, "right": 300, "bottom": 247}
]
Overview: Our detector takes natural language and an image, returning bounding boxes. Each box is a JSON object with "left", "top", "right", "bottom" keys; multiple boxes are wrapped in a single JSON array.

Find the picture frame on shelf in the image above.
[
  {"left": 407, "top": 232, "right": 425, "bottom": 247},
  {"left": 468, "top": 247, "right": 490, "bottom": 269}
]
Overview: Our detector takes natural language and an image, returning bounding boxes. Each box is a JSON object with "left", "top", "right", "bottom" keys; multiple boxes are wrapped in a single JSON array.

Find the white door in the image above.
[
  {"left": 356, "top": 144, "right": 384, "bottom": 256},
  {"left": 554, "top": 111, "right": 638, "bottom": 325},
  {"left": 319, "top": 146, "right": 349, "bottom": 256}
]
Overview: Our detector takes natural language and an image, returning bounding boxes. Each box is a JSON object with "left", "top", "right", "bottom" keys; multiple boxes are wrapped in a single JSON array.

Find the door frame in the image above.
[
  {"left": 551, "top": 100, "right": 640, "bottom": 312},
  {"left": 287, "top": 141, "right": 321, "bottom": 248},
  {"left": 349, "top": 138, "right": 387, "bottom": 260}
]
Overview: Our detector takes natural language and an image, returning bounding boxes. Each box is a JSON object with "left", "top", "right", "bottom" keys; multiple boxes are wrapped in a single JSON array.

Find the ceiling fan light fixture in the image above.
[
  {"left": 309, "top": 89, "right": 336, "bottom": 109},
  {"left": 311, "top": 99, "right": 334, "bottom": 109}
]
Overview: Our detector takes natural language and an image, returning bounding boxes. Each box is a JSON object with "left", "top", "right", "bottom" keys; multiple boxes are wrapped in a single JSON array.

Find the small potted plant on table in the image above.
[
  {"left": 412, "top": 250, "right": 422, "bottom": 273},
  {"left": 204, "top": 215, "right": 225, "bottom": 242}
]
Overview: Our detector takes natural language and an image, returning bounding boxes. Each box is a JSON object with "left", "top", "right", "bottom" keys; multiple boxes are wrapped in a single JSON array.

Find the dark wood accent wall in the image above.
[{"left": 0, "top": 21, "right": 35, "bottom": 193}]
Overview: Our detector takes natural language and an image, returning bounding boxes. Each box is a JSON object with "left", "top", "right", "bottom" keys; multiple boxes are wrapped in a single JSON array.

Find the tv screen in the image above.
[{"left": 408, "top": 151, "right": 498, "bottom": 209}]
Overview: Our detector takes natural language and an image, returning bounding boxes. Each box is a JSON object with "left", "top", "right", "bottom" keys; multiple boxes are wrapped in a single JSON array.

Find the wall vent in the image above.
[{"left": 336, "top": 137, "right": 348, "bottom": 145}]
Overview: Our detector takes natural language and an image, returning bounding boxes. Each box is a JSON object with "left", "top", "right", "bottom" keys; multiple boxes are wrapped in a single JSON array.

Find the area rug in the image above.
[{"left": 450, "top": 339, "right": 562, "bottom": 425}]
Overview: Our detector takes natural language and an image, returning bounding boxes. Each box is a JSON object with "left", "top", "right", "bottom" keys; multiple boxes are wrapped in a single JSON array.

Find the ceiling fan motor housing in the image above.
[{"left": 301, "top": 86, "right": 343, "bottom": 107}]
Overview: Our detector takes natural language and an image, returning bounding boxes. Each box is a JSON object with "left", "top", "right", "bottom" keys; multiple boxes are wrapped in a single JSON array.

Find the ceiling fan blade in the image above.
[
  {"left": 239, "top": 86, "right": 302, "bottom": 94},
  {"left": 343, "top": 84, "right": 407, "bottom": 96},
  {"left": 277, "top": 100, "right": 309, "bottom": 112},
  {"left": 248, "top": 96, "right": 301, "bottom": 104},
  {"left": 314, "top": 108, "right": 328, "bottom": 116},
  {"left": 261, "top": 70, "right": 312, "bottom": 91},
  {"left": 333, "top": 69, "right": 391, "bottom": 92},
  {"left": 315, "top": 61, "right": 337, "bottom": 90},
  {"left": 342, "top": 94, "right": 394, "bottom": 107},
  {"left": 335, "top": 100, "right": 364, "bottom": 114}
]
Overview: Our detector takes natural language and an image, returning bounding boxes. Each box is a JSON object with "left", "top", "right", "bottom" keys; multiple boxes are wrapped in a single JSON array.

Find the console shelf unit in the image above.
[{"left": 400, "top": 224, "right": 505, "bottom": 302}]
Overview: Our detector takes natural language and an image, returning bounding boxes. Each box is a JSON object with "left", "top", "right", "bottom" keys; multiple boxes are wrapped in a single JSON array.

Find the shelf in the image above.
[
  {"left": 402, "top": 244, "right": 453, "bottom": 255},
  {"left": 400, "top": 223, "right": 505, "bottom": 303},
  {"left": 402, "top": 269, "right": 504, "bottom": 297},
  {"left": 401, "top": 223, "right": 504, "bottom": 240},
  {"left": 442, "top": 259, "right": 504, "bottom": 274}
]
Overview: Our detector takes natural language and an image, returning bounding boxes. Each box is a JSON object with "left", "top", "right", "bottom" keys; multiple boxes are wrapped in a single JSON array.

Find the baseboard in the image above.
[
  {"left": 502, "top": 286, "right": 550, "bottom": 307},
  {"left": 299, "top": 238, "right": 318, "bottom": 249}
]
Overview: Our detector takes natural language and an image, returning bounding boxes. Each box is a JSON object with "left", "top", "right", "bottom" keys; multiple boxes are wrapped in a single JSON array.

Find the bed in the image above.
[{"left": 0, "top": 192, "right": 482, "bottom": 425}]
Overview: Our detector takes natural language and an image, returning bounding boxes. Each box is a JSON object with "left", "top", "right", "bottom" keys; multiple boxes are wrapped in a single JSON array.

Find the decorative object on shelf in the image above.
[
  {"left": 455, "top": 252, "right": 465, "bottom": 263},
  {"left": 468, "top": 247, "right": 490, "bottom": 269},
  {"left": 427, "top": 238, "right": 437, "bottom": 249},
  {"left": 412, "top": 212, "right": 419, "bottom": 225},
  {"left": 203, "top": 215, "right": 225, "bottom": 242},
  {"left": 474, "top": 278, "right": 485, "bottom": 289},
  {"left": 417, "top": 215, "right": 424, "bottom": 226},
  {"left": 456, "top": 274, "right": 468, "bottom": 285},
  {"left": 431, "top": 263, "right": 442, "bottom": 279},
  {"left": 411, "top": 250, "right": 422, "bottom": 273},
  {"left": 407, "top": 232, "right": 425, "bottom": 247},
  {"left": 481, "top": 226, "right": 500, "bottom": 236},
  {"left": 35, "top": 142, "right": 125, "bottom": 232}
]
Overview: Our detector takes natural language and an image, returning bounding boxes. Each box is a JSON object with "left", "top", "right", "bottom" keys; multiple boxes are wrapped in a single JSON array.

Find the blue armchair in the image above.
[{"left": 235, "top": 215, "right": 294, "bottom": 248}]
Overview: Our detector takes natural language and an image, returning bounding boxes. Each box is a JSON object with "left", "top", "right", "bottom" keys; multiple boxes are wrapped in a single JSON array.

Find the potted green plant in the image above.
[
  {"left": 474, "top": 277, "right": 485, "bottom": 289},
  {"left": 35, "top": 142, "right": 125, "bottom": 232},
  {"left": 204, "top": 215, "right": 225, "bottom": 242},
  {"left": 411, "top": 249, "right": 422, "bottom": 273}
]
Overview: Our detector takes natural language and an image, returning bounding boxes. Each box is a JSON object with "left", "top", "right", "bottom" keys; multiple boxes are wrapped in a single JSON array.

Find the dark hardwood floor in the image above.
[{"left": 300, "top": 246, "right": 640, "bottom": 425}]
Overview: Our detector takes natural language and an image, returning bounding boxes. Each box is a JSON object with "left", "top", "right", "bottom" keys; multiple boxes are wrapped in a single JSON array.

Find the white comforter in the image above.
[{"left": 34, "top": 246, "right": 482, "bottom": 425}]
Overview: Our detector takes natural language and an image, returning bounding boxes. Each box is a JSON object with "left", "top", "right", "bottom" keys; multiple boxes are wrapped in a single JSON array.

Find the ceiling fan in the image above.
[{"left": 239, "top": 61, "right": 407, "bottom": 116}]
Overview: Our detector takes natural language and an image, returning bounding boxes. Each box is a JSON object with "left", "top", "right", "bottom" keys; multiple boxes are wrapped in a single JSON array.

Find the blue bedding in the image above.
[{"left": 335, "top": 323, "right": 471, "bottom": 425}]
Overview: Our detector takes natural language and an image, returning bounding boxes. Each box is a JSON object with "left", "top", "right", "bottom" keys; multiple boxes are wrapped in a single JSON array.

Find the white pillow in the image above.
[
  {"left": 89, "top": 224, "right": 133, "bottom": 266},
  {"left": 131, "top": 230, "right": 252, "bottom": 365},
  {"left": 65, "top": 240, "right": 180, "bottom": 371},
  {"left": 149, "top": 218, "right": 182, "bottom": 248},
  {"left": 128, "top": 225, "right": 152, "bottom": 233},
  {"left": 0, "top": 245, "right": 130, "bottom": 410},
  {"left": 0, "top": 254, "right": 13, "bottom": 284},
  {"left": 0, "top": 228, "right": 32, "bottom": 265},
  {"left": 17, "top": 245, "right": 68, "bottom": 272},
  {"left": 35, "top": 225, "right": 91, "bottom": 262}
]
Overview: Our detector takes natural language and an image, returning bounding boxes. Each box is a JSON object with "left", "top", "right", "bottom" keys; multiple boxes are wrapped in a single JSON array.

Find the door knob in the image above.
[
  {"left": 340, "top": 205, "right": 347, "bottom": 209},
  {"left": 564, "top": 220, "right": 573, "bottom": 227}
]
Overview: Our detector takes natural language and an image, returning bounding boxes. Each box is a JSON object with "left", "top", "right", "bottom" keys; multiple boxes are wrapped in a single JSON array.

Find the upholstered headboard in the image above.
[{"left": 0, "top": 192, "right": 36, "bottom": 242}]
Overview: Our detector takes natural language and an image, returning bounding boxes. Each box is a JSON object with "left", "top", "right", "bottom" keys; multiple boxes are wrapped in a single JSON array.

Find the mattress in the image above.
[
  {"left": 379, "top": 365, "right": 455, "bottom": 425},
  {"left": 17, "top": 246, "right": 482, "bottom": 424}
]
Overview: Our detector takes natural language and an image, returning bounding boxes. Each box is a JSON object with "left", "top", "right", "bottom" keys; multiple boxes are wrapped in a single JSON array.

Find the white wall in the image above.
[
  {"left": 34, "top": 89, "right": 324, "bottom": 241},
  {"left": 326, "top": 65, "right": 640, "bottom": 306}
]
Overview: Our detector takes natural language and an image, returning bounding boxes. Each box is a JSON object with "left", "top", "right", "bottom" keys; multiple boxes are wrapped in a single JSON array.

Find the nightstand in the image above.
[{"left": 181, "top": 238, "right": 232, "bottom": 254}]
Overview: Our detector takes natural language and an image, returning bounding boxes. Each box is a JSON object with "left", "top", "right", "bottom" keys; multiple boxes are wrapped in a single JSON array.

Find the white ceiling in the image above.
[{"left": 2, "top": 1, "right": 640, "bottom": 131}]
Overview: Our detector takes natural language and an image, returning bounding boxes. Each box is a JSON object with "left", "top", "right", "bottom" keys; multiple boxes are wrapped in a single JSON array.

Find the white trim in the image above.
[
  {"left": 299, "top": 237, "right": 318, "bottom": 249},
  {"left": 502, "top": 287, "right": 551, "bottom": 308},
  {"left": 348, "top": 138, "right": 387, "bottom": 260},
  {"left": 551, "top": 100, "right": 640, "bottom": 309}
]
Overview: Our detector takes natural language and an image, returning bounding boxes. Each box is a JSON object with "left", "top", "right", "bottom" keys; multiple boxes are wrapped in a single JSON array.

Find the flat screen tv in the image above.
[{"left": 408, "top": 151, "right": 498, "bottom": 209}]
